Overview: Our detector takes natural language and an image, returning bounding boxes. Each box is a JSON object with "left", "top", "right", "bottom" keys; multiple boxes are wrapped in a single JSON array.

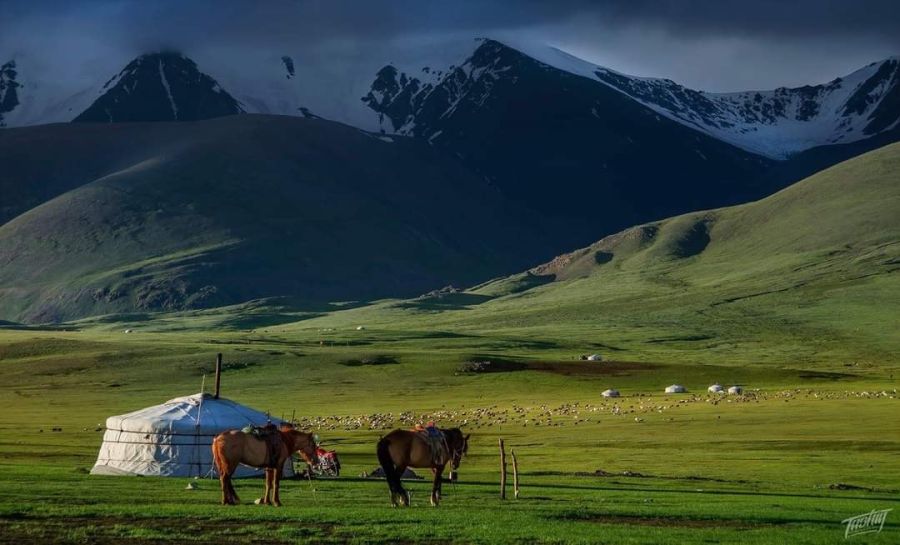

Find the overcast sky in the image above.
[{"left": 3, "top": 0, "right": 899, "bottom": 92}]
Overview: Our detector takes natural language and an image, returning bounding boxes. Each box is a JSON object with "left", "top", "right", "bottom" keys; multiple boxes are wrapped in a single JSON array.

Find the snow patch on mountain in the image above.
[
  {"left": 499, "top": 41, "right": 900, "bottom": 159},
  {"left": 158, "top": 59, "right": 178, "bottom": 120},
  {"left": 73, "top": 52, "right": 243, "bottom": 123},
  {"left": 362, "top": 39, "right": 900, "bottom": 159},
  {"left": 361, "top": 39, "right": 520, "bottom": 137}
]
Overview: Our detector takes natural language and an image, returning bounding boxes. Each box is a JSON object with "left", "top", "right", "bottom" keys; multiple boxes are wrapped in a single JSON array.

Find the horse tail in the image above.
[
  {"left": 376, "top": 436, "right": 399, "bottom": 492},
  {"left": 212, "top": 435, "right": 227, "bottom": 477}
]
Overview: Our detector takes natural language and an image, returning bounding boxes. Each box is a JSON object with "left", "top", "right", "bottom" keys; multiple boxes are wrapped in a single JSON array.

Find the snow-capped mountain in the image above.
[
  {"left": 73, "top": 52, "right": 243, "bottom": 122},
  {"left": 364, "top": 39, "right": 778, "bottom": 250},
  {"left": 593, "top": 59, "right": 900, "bottom": 159},
  {"left": 2, "top": 38, "right": 898, "bottom": 161},
  {"left": 363, "top": 39, "right": 900, "bottom": 160},
  {"left": 0, "top": 39, "right": 471, "bottom": 130},
  {"left": 0, "top": 61, "right": 22, "bottom": 127}
]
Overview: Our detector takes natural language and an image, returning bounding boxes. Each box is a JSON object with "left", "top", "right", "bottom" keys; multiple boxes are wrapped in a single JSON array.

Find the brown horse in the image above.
[
  {"left": 211, "top": 424, "right": 318, "bottom": 506},
  {"left": 376, "top": 427, "right": 469, "bottom": 507}
]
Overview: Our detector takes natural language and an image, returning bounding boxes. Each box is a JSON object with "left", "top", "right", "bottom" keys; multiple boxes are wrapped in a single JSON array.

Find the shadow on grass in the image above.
[
  {"left": 394, "top": 293, "right": 495, "bottom": 311},
  {"left": 219, "top": 313, "right": 323, "bottom": 330},
  {"left": 441, "top": 478, "right": 900, "bottom": 502}
]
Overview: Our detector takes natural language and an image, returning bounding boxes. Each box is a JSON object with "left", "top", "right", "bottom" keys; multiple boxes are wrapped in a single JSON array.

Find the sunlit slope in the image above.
[{"left": 295, "top": 143, "right": 900, "bottom": 365}]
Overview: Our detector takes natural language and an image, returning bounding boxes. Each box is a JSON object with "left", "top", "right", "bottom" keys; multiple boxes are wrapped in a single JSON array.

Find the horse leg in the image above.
[
  {"left": 394, "top": 464, "right": 410, "bottom": 506},
  {"left": 219, "top": 473, "right": 230, "bottom": 505},
  {"left": 387, "top": 467, "right": 401, "bottom": 507},
  {"left": 259, "top": 469, "right": 272, "bottom": 505},
  {"left": 272, "top": 467, "right": 283, "bottom": 507},
  {"left": 377, "top": 437, "right": 401, "bottom": 507},
  {"left": 226, "top": 472, "right": 239, "bottom": 505},
  {"left": 228, "top": 466, "right": 241, "bottom": 505},
  {"left": 213, "top": 441, "right": 234, "bottom": 505},
  {"left": 229, "top": 475, "right": 241, "bottom": 505},
  {"left": 431, "top": 465, "right": 445, "bottom": 507},
  {"left": 225, "top": 464, "right": 241, "bottom": 505}
]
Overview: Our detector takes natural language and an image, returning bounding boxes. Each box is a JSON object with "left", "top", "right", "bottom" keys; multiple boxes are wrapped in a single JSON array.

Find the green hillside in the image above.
[
  {"left": 0, "top": 145, "right": 898, "bottom": 545},
  {"left": 0, "top": 115, "right": 554, "bottom": 323},
  {"left": 276, "top": 142, "right": 900, "bottom": 367}
]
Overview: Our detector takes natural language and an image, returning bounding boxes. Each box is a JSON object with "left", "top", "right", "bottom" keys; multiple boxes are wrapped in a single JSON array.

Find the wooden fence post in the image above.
[
  {"left": 511, "top": 450, "right": 520, "bottom": 499},
  {"left": 499, "top": 438, "right": 507, "bottom": 499}
]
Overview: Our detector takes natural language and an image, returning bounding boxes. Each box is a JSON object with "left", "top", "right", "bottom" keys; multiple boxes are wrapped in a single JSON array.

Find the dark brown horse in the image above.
[
  {"left": 376, "top": 427, "right": 469, "bottom": 506},
  {"left": 212, "top": 424, "right": 318, "bottom": 506}
]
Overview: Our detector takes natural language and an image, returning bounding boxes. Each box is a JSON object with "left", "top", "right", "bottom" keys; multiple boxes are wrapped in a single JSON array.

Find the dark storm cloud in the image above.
[
  {"left": 6, "top": 1, "right": 899, "bottom": 48},
  {"left": 590, "top": 0, "right": 900, "bottom": 41},
  {"left": 2, "top": 0, "right": 898, "bottom": 91}
]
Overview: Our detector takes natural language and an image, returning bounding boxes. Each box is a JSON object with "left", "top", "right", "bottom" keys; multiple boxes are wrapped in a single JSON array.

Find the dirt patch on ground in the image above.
[
  {"left": 456, "top": 359, "right": 526, "bottom": 374},
  {"left": 527, "top": 360, "right": 654, "bottom": 376},
  {"left": 340, "top": 355, "right": 398, "bottom": 367},
  {"left": 797, "top": 370, "right": 858, "bottom": 380},
  {"left": 574, "top": 469, "right": 751, "bottom": 484},
  {"left": 0, "top": 515, "right": 334, "bottom": 545}
]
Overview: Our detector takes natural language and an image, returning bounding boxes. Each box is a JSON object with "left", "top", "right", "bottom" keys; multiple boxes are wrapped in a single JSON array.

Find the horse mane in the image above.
[
  {"left": 280, "top": 428, "right": 314, "bottom": 452},
  {"left": 441, "top": 427, "right": 464, "bottom": 447}
]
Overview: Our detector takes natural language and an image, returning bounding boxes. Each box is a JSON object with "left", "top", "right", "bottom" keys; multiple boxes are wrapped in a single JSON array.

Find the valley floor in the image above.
[{"left": 0, "top": 326, "right": 897, "bottom": 544}]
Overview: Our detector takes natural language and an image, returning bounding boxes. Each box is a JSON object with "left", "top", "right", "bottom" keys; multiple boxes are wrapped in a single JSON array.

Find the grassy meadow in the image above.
[
  {"left": 0, "top": 319, "right": 897, "bottom": 544},
  {"left": 1, "top": 145, "right": 898, "bottom": 543}
]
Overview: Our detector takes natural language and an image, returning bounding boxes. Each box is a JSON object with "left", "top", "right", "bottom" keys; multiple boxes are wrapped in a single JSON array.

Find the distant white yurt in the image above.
[
  {"left": 728, "top": 385, "right": 743, "bottom": 395},
  {"left": 587, "top": 354, "right": 603, "bottom": 362},
  {"left": 665, "top": 384, "right": 687, "bottom": 394},
  {"left": 91, "top": 393, "right": 293, "bottom": 478},
  {"left": 601, "top": 389, "right": 620, "bottom": 398},
  {"left": 708, "top": 383, "right": 724, "bottom": 394}
]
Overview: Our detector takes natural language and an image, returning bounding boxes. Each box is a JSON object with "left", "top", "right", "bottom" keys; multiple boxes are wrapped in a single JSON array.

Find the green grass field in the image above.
[
  {"left": 0, "top": 324, "right": 897, "bottom": 544},
  {"left": 1, "top": 145, "right": 898, "bottom": 543}
]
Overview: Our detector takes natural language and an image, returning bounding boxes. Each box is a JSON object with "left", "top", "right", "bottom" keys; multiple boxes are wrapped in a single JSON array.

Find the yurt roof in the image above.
[{"left": 105, "top": 392, "right": 279, "bottom": 435}]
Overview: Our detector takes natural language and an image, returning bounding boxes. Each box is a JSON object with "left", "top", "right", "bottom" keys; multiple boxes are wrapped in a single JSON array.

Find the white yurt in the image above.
[
  {"left": 91, "top": 392, "right": 293, "bottom": 478},
  {"left": 665, "top": 384, "right": 687, "bottom": 394},
  {"left": 728, "top": 385, "right": 743, "bottom": 395},
  {"left": 587, "top": 354, "right": 603, "bottom": 362},
  {"left": 601, "top": 389, "right": 620, "bottom": 398},
  {"left": 708, "top": 383, "right": 724, "bottom": 394}
]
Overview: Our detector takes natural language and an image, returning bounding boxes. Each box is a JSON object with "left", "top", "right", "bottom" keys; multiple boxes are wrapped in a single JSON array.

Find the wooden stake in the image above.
[
  {"left": 214, "top": 353, "right": 223, "bottom": 399},
  {"left": 511, "top": 450, "right": 520, "bottom": 499},
  {"left": 499, "top": 438, "right": 507, "bottom": 499}
]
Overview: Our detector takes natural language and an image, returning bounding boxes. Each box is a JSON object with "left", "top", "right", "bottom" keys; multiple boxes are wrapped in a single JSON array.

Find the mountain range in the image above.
[
  {"left": 364, "top": 41, "right": 900, "bottom": 159},
  {"left": 0, "top": 38, "right": 898, "bottom": 323},
  {"left": 4, "top": 39, "right": 899, "bottom": 157}
]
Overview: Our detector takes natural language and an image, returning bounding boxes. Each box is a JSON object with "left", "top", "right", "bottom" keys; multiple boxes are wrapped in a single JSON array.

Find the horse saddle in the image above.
[
  {"left": 242, "top": 424, "right": 283, "bottom": 468},
  {"left": 415, "top": 426, "right": 449, "bottom": 466}
]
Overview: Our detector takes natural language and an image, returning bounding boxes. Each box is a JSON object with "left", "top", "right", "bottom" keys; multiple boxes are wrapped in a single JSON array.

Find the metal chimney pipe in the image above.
[{"left": 214, "top": 353, "right": 222, "bottom": 399}]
